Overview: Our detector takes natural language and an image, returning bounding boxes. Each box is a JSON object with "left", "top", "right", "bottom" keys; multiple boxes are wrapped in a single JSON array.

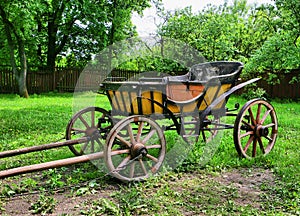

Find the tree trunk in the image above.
[
  {"left": 17, "top": 39, "right": 29, "bottom": 98},
  {"left": 47, "top": 17, "right": 57, "bottom": 71},
  {"left": 0, "top": 5, "right": 29, "bottom": 98},
  {"left": 46, "top": 1, "right": 67, "bottom": 71}
]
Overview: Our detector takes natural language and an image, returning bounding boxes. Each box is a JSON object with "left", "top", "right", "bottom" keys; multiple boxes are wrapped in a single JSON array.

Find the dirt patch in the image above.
[
  {"left": 0, "top": 167, "right": 276, "bottom": 215},
  {"left": 215, "top": 167, "right": 276, "bottom": 208}
]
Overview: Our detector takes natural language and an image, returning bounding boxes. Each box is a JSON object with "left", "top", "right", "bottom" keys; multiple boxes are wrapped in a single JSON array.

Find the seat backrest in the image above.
[
  {"left": 192, "top": 61, "right": 243, "bottom": 111},
  {"left": 189, "top": 61, "right": 243, "bottom": 85}
]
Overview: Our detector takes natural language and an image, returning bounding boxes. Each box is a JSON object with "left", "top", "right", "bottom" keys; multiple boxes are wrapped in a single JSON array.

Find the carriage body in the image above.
[
  {"left": 102, "top": 61, "right": 243, "bottom": 117},
  {"left": 66, "top": 61, "right": 278, "bottom": 181}
]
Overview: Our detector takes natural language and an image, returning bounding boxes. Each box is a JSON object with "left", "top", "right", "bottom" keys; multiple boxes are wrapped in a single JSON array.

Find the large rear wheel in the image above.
[{"left": 234, "top": 99, "right": 278, "bottom": 158}]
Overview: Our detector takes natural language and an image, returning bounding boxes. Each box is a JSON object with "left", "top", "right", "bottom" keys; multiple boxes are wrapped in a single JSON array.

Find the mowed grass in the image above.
[
  {"left": 0, "top": 93, "right": 75, "bottom": 166},
  {"left": 0, "top": 92, "right": 299, "bottom": 215}
]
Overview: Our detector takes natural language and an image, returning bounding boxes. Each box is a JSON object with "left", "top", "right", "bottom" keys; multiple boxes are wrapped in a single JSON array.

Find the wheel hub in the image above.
[
  {"left": 260, "top": 126, "right": 269, "bottom": 136},
  {"left": 131, "top": 143, "right": 148, "bottom": 159},
  {"left": 255, "top": 125, "right": 269, "bottom": 137},
  {"left": 85, "top": 127, "right": 99, "bottom": 138}
]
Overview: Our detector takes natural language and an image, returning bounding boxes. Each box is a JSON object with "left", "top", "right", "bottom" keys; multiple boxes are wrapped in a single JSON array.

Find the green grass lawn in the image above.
[{"left": 0, "top": 93, "right": 299, "bottom": 215}]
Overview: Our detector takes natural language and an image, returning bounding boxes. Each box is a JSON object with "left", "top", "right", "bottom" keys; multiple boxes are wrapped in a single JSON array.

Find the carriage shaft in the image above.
[
  {"left": 0, "top": 151, "right": 104, "bottom": 179},
  {"left": 0, "top": 137, "right": 89, "bottom": 159}
]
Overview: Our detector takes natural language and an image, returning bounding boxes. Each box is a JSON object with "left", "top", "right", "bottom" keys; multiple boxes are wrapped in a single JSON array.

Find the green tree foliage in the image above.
[
  {"left": 34, "top": 0, "right": 151, "bottom": 70},
  {"left": 117, "top": 56, "right": 188, "bottom": 74},
  {"left": 0, "top": 0, "right": 40, "bottom": 97},
  {"left": 0, "top": 0, "right": 153, "bottom": 69},
  {"left": 160, "top": 0, "right": 274, "bottom": 62},
  {"left": 0, "top": 0, "right": 152, "bottom": 96},
  {"left": 246, "top": 0, "right": 300, "bottom": 83},
  {"left": 158, "top": 0, "right": 299, "bottom": 84}
]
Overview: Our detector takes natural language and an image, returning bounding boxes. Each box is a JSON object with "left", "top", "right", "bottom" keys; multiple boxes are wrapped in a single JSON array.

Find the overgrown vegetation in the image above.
[{"left": 0, "top": 93, "right": 299, "bottom": 215}]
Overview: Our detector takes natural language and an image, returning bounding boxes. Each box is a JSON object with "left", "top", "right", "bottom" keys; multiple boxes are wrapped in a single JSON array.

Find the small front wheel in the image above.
[
  {"left": 234, "top": 99, "right": 278, "bottom": 158},
  {"left": 104, "top": 116, "right": 166, "bottom": 182},
  {"left": 66, "top": 107, "right": 112, "bottom": 156}
]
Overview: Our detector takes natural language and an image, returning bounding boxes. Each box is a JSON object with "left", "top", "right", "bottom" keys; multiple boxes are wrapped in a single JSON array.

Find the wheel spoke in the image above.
[
  {"left": 116, "top": 155, "right": 131, "bottom": 171},
  {"left": 243, "top": 135, "right": 254, "bottom": 153},
  {"left": 146, "top": 154, "right": 158, "bottom": 163},
  {"left": 71, "top": 128, "right": 86, "bottom": 134},
  {"left": 129, "top": 162, "right": 135, "bottom": 178},
  {"left": 111, "top": 149, "right": 130, "bottom": 156},
  {"left": 256, "top": 103, "right": 262, "bottom": 123},
  {"left": 127, "top": 124, "right": 136, "bottom": 144},
  {"left": 90, "top": 140, "right": 95, "bottom": 152},
  {"left": 136, "top": 121, "right": 144, "bottom": 142},
  {"left": 80, "top": 141, "right": 89, "bottom": 154},
  {"left": 95, "top": 137, "right": 103, "bottom": 145},
  {"left": 264, "top": 123, "right": 275, "bottom": 128},
  {"left": 142, "top": 129, "right": 156, "bottom": 144},
  {"left": 264, "top": 136, "right": 273, "bottom": 142},
  {"left": 139, "top": 159, "right": 148, "bottom": 175},
  {"left": 202, "top": 117, "right": 220, "bottom": 142},
  {"left": 91, "top": 110, "right": 95, "bottom": 127},
  {"left": 240, "top": 131, "right": 254, "bottom": 138},
  {"left": 79, "top": 115, "right": 90, "bottom": 129},
  {"left": 252, "top": 138, "right": 257, "bottom": 157},
  {"left": 146, "top": 144, "right": 161, "bottom": 149},
  {"left": 242, "top": 120, "right": 254, "bottom": 130},
  {"left": 260, "top": 109, "right": 271, "bottom": 124},
  {"left": 116, "top": 134, "right": 132, "bottom": 147},
  {"left": 248, "top": 107, "right": 256, "bottom": 125},
  {"left": 257, "top": 137, "right": 266, "bottom": 154}
]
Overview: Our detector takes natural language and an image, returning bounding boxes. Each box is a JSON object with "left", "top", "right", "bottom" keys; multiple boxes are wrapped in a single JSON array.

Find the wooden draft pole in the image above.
[
  {"left": 0, "top": 152, "right": 104, "bottom": 179},
  {"left": 0, "top": 137, "right": 105, "bottom": 179},
  {"left": 0, "top": 137, "right": 89, "bottom": 158}
]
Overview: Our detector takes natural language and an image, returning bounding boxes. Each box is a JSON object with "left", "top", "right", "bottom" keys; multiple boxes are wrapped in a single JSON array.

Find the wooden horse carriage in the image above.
[{"left": 0, "top": 61, "right": 278, "bottom": 182}]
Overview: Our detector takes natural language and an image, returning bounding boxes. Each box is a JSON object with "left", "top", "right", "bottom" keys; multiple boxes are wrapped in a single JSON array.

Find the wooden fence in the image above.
[
  {"left": 0, "top": 68, "right": 141, "bottom": 94},
  {"left": 0, "top": 67, "right": 82, "bottom": 93},
  {"left": 0, "top": 67, "right": 299, "bottom": 99},
  {"left": 257, "top": 71, "right": 300, "bottom": 100}
]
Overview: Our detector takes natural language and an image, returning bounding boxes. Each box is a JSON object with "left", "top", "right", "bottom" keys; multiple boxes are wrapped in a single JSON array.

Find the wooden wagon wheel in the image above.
[
  {"left": 104, "top": 115, "right": 166, "bottom": 182},
  {"left": 233, "top": 99, "right": 278, "bottom": 158},
  {"left": 66, "top": 107, "right": 113, "bottom": 156}
]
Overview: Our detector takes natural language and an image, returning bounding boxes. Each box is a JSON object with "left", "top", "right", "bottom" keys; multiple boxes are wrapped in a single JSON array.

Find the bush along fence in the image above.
[{"left": 0, "top": 67, "right": 299, "bottom": 99}]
